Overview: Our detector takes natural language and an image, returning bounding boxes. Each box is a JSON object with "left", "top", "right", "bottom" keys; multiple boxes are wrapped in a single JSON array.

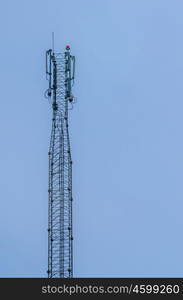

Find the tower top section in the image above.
[{"left": 45, "top": 46, "right": 76, "bottom": 108}]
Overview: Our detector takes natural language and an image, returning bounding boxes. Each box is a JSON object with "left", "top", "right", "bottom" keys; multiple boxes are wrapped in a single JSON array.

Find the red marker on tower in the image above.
[{"left": 66, "top": 45, "right": 70, "bottom": 50}]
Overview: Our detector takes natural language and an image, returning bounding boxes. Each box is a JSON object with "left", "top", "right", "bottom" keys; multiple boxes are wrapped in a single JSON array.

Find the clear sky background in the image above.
[{"left": 0, "top": 0, "right": 183, "bottom": 277}]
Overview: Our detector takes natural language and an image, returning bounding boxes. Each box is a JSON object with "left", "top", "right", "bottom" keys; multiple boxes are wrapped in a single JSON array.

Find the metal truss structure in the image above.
[{"left": 45, "top": 46, "right": 75, "bottom": 278}]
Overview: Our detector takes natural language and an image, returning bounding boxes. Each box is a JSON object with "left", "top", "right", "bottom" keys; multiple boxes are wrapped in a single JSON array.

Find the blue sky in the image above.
[{"left": 0, "top": 0, "right": 183, "bottom": 277}]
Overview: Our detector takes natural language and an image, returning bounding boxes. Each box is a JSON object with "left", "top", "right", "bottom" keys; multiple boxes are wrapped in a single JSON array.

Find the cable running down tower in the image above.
[{"left": 45, "top": 45, "right": 76, "bottom": 278}]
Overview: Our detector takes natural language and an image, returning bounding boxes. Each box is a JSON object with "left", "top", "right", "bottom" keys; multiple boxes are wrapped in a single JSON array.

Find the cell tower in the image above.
[{"left": 45, "top": 45, "right": 76, "bottom": 278}]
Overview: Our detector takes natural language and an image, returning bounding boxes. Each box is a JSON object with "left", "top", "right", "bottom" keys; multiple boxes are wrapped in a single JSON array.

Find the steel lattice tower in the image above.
[{"left": 45, "top": 46, "right": 75, "bottom": 278}]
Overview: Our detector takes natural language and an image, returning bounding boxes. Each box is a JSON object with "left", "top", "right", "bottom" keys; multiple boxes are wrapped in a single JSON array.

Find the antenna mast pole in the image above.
[{"left": 45, "top": 45, "right": 75, "bottom": 278}]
